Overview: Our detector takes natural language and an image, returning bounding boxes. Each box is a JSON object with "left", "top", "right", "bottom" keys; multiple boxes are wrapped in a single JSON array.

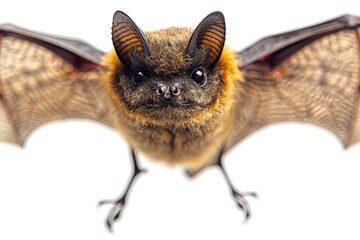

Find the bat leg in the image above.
[
  {"left": 98, "top": 148, "right": 146, "bottom": 232},
  {"left": 217, "top": 149, "right": 258, "bottom": 222}
]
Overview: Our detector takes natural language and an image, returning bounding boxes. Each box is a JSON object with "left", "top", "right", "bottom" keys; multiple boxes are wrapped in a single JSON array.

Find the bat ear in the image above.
[
  {"left": 186, "top": 11, "right": 226, "bottom": 68},
  {"left": 112, "top": 11, "right": 151, "bottom": 69}
]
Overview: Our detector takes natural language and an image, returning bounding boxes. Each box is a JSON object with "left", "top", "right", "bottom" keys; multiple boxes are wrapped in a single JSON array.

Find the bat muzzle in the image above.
[{"left": 156, "top": 82, "right": 182, "bottom": 99}]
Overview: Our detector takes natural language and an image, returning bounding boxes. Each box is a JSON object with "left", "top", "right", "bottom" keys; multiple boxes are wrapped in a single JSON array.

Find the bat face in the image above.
[
  {"left": 108, "top": 12, "right": 230, "bottom": 125},
  {"left": 113, "top": 28, "right": 224, "bottom": 123}
]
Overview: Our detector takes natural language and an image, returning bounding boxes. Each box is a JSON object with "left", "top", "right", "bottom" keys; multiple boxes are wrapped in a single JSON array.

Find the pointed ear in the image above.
[
  {"left": 186, "top": 11, "right": 226, "bottom": 68},
  {"left": 112, "top": 11, "right": 151, "bottom": 69}
]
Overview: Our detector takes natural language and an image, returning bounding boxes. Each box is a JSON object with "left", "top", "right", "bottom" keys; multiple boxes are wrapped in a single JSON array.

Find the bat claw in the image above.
[
  {"left": 232, "top": 190, "right": 258, "bottom": 223},
  {"left": 216, "top": 149, "right": 258, "bottom": 223},
  {"left": 98, "top": 197, "right": 126, "bottom": 232},
  {"left": 96, "top": 149, "right": 144, "bottom": 232}
]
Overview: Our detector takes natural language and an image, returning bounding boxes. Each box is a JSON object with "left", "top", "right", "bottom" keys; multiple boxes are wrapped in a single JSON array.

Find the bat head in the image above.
[{"left": 109, "top": 11, "right": 236, "bottom": 125}]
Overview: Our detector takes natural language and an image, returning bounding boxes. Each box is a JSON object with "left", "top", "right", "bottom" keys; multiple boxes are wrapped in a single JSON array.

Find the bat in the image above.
[{"left": 1, "top": 9, "right": 360, "bottom": 235}]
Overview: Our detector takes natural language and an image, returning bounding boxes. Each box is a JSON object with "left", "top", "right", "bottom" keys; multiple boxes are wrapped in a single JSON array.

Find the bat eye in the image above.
[
  {"left": 133, "top": 71, "right": 146, "bottom": 86},
  {"left": 191, "top": 68, "right": 207, "bottom": 87}
]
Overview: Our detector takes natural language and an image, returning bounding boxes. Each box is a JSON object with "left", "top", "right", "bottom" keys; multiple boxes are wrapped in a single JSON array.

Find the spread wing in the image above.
[
  {"left": 0, "top": 24, "right": 114, "bottom": 146},
  {"left": 225, "top": 15, "right": 360, "bottom": 151}
]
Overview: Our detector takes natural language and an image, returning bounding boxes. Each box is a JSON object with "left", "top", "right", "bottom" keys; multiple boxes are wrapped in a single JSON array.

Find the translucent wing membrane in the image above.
[
  {"left": 227, "top": 18, "right": 360, "bottom": 151},
  {"left": 0, "top": 25, "right": 113, "bottom": 146}
]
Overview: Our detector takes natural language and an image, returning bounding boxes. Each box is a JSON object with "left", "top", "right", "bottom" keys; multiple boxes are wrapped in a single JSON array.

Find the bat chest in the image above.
[
  {"left": 139, "top": 126, "right": 211, "bottom": 161},
  {"left": 117, "top": 115, "right": 231, "bottom": 167}
]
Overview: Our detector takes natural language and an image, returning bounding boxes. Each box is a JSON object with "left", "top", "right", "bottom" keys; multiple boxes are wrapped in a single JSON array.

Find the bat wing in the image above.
[
  {"left": 0, "top": 24, "right": 113, "bottom": 146},
  {"left": 226, "top": 15, "right": 360, "bottom": 152}
]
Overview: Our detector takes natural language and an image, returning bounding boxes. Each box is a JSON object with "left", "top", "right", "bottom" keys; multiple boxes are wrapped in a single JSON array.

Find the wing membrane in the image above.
[
  {"left": 0, "top": 27, "right": 113, "bottom": 146},
  {"left": 226, "top": 28, "right": 360, "bottom": 151}
]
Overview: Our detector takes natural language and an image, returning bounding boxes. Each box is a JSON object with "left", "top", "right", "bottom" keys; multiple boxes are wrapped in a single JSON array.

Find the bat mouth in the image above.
[
  {"left": 135, "top": 99, "right": 205, "bottom": 123},
  {"left": 145, "top": 100, "right": 193, "bottom": 109}
]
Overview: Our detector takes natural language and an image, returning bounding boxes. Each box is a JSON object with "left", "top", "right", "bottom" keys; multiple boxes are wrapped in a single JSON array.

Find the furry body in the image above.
[{"left": 102, "top": 28, "right": 242, "bottom": 170}]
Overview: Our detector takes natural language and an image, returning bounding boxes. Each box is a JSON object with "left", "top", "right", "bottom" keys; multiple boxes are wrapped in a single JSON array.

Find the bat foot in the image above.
[
  {"left": 216, "top": 148, "right": 258, "bottom": 223},
  {"left": 97, "top": 148, "right": 145, "bottom": 232},
  {"left": 98, "top": 197, "right": 126, "bottom": 232},
  {"left": 231, "top": 190, "right": 258, "bottom": 223}
]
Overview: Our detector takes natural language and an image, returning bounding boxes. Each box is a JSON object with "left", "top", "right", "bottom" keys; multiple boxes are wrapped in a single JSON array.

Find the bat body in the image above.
[
  {"left": 101, "top": 24, "right": 241, "bottom": 172},
  {"left": 1, "top": 11, "right": 360, "bottom": 231}
]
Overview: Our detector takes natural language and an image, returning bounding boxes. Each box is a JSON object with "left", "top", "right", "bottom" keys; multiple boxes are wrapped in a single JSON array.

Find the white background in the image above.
[{"left": 1, "top": 0, "right": 360, "bottom": 239}]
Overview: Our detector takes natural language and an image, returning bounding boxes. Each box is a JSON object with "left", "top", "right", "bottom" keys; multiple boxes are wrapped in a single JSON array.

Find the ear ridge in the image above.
[
  {"left": 186, "top": 11, "right": 226, "bottom": 68},
  {"left": 112, "top": 11, "right": 151, "bottom": 68}
]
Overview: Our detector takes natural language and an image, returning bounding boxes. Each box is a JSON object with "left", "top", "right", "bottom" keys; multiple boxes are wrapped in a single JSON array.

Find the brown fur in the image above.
[{"left": 101, "top": 27, "right": 242, "bottom": 170}]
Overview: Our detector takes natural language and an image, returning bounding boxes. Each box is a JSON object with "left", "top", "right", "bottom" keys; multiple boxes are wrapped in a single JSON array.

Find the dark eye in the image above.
[
  {"left": 133, "top": 71, "right": 146, "bottom": 86},
  {"left": 191, "top": 68, "right": 207, "bottom": 87}
]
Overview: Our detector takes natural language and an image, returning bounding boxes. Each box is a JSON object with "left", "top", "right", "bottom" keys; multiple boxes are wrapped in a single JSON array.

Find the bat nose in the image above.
[{"left": 156, "top": 83, "right": 181, "bottom": 99}]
